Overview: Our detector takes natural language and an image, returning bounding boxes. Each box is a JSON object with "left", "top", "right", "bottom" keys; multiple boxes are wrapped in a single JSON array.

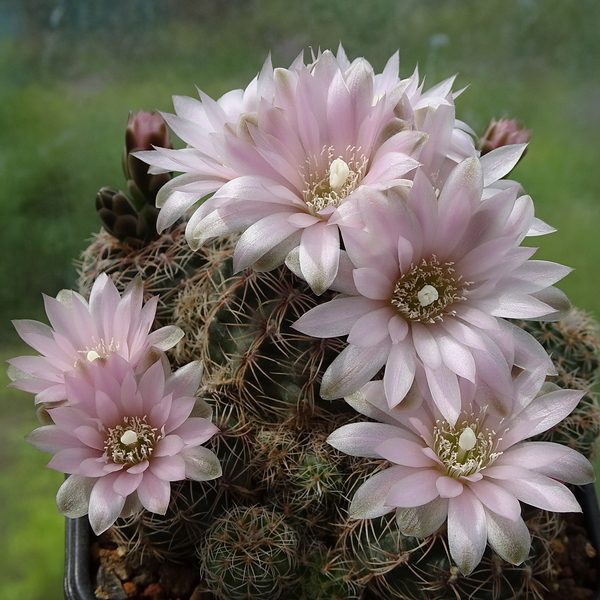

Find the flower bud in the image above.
[
  {"left": 122, "top": 111, "right": 173, "bottom": 209},
  {"left": 125, "top": 110, "right": 171, "bottom": 155},
  {"left": 478, "top": 117, "right": 531, "bottom": 155}
]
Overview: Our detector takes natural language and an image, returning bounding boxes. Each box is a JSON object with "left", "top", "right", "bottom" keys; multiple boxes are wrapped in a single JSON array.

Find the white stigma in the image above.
[
  {"left": 434, "top": 416, "right": 502, "bottom": 478},
  {"left": 458, "top": 426, "right": 477, "bottom": 451},
  {"left": 417, "top": 284, "right": 439, "bottom": 307},
  {"left": 105, "top": 416, "right": 158, "bottom": 464},
  {"left": 81, "top": 337, "right": 121, "bottom": 365},
  {"left": 86, "top": 350, "right": 101, "bottom": 362},
  {"left": 329, "top": 158, "right": 350, "bottom": 191},
  {"left": 120, "top": 430, "right": 138, "bottom": 446}
]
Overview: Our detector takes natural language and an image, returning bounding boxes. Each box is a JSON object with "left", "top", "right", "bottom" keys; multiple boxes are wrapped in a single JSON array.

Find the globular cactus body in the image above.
[
  {"left": 78, "top": 224, "right": 600, "bottom": 600},
  {"left": 200, "top": 506, "right": 299, "bottom": 600}
]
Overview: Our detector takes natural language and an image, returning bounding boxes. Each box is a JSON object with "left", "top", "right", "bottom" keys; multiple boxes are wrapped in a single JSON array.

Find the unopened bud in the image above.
[
  {"left": 122, "top": 111, "right": 173, "bottom": 209},
  {"left": 125, "top": 110, "right": 171, "bottom": 155},
  {"left": 479, "top": 117, "right": 531, "bottom": 155}
]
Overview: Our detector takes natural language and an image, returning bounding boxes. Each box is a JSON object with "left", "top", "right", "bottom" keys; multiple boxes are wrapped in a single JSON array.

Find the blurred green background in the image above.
[{"left": 1, "top": 0, "right": 599, "bottom": 598}]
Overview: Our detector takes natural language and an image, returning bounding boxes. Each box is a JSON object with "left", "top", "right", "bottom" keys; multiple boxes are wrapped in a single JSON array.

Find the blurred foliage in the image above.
[
  {"left": 1, "top": 0, "right": 599, "bottom": 335},
  {"left": 1, "top": 2, "right": 600, "bottom": 596},
  {"left": 0, "top": 345, "right": 64, "bottom": 600}
]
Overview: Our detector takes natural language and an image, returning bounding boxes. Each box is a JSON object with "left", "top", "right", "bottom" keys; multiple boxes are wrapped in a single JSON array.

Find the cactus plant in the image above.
[
  {"left": 10, "top": 46, "right": 600, "bottom": 600},
  {"left": 74, "top": 47, "right": 600, "bottom": 599},
  {"left": 341, "top": 508, "right": 566, "bottom": 600},
  {"left": 76, "top": 219, "right": 600, "bottom": 599},
  {"left": 200, "top": 505, "right": 299, "bottom": 600}
]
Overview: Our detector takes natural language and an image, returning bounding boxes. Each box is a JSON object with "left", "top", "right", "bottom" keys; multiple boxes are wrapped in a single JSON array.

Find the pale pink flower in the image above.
[
  {"left": 328, "top": 370, "right": 594, "bottom": 575},
  {"left": 133, "top": 62, "right": 268, "bottom": 233},
  {"left": 315, "top": 45, "right": 480, "bottom": 190},
  {"left": 293, "top": 158, "right": 571, "bottom": 424},
  {"left": 8, "top": 273, "right": 184, "bottom": 404},
  {"left": 26, "top": 354, "right": 221, "bottom": 535},
  {"left": 136, "top": 48, "right": 432, "bottom": 294}
]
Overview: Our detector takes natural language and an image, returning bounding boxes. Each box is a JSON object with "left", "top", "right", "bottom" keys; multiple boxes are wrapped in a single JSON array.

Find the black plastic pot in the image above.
[
  {"left": 65, "top": 515, "right": 94, "bottom": 600},
  {"left": 64, "top": 484, "right": 600, "bottom": 600}
]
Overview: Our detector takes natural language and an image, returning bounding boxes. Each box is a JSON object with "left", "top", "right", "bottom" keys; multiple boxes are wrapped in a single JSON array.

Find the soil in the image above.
[{"left": 89, "top": 512, "right": 599, "bottom": 600}]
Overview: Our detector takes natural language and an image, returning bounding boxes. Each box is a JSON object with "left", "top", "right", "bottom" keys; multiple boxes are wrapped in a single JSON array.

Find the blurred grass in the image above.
[
  {"left": 2, "top": 0, "right": 600, "bottom": 323},
  {"left": 0, "top": 345, "right": 64, "bottom": 600},
  {"left": 1, "top": 0, "right": 600, "bottom": 597}
]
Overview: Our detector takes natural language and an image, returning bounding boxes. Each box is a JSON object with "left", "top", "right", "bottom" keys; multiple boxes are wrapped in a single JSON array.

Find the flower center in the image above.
[
  {"left": 303, "top": 146, "right": 368, "bottom": 214},
  {"left": 433, "top": 416, "right": 502, "bottom": 479},
  {"left": 81, "top": 337, "right": 120, "bottom": 363},
  {"left": 390, "top": 256, "right": 467, "bottom": 323},
  {"left": 104, "top": 416, "right": 160, "bottom": 465}
]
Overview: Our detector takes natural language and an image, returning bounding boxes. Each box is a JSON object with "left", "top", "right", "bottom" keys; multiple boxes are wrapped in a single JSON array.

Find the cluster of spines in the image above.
[
  {"left": 291, "top": 544, "right": 362, "bottom": 600},
  {"left": 517, "top": 310, "right": 600, "bottom": 458},
  {"left": 339, "top": 509, "right": 565, "bottom": 600},
  {"left": 518, "top": 309, "right": 600, "bottom": 388},
  {"left": 78, "top": 222, "right": 206, "bottom": 326},
  {"left": 111, "top": 480, "right": 213, "bottom": 562},
  {"left": 168, "top": 234, "right": 346, "bottom": 425}
]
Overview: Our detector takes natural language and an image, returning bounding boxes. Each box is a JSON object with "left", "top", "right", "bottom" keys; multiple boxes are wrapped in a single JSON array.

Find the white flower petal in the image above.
[
  {"left": 298, "top": 221, "right": 341, "bottom": 295},
  {"left": 88, "top": 474, "right": 126, "bottom": 535},
  {"left": 375, "top": 437, "right": 437, "bottom": 467},
  {"left": 254, "top": 229, "right": 303, "bottom": 272},
  {"left": 293, "top": 296, "right": 379, "bottom": 338},
  {"left": 480, "top": 143, "right": 527, "bottom": 186},
  {"left": 233, "top": 212, "right": 299, "bottom": 272},
  {"left": 327, "top": 423, "right": 409, "bottom": 458},
  {"left": 493, "top": 472, "right": 582, "bottom": 513},
  {"left": 513, "top": 388, "right": 585, "bottom": 442},
  {"left": 485, "top": 509, "right": 531, "bottom": 566},
  {"left": 423, "top": 363, "right": 461, "bottom": 426},
  {"left": 348, "top": 307, "right": 395, "bottom": 347},
  {"left": 469, "top": 479, "right": 521, "bottom": 521},
  {"left": 396, "top": 497, "right": 449, "bottom": 537},
  {"left": 165, "top": 360, "right": 204, "bottom": 398},
  {"left": 433, "top": 330, "right": 476, "bottom": 381},
  {"left": 383, "top": 341, "right": 416, "bottom": 409},
  {"left": 353, "top": 267, "right": 395, "bottom": 301},
  {"left": 181, "top": 446, "right": 222, "bottom": 481},
  {"left": 436, "top": 476, "right": 463, "bottom": 498},
  {"left": 56, "top": 475, "right": 96, "bottom": 518},
  {"left": 497, "top": 442, "right": 595, "bottom": 486},
  {"left": 349, "top": 465, "right": 412, "bottom": 519},
  {"left": 386, "top": 469, "right": 440, "bottom": 507},
  {"left": 147, "top": 326, "right": 185, "bottom": 351},
  {"left": 528, "top": 287, "right": 572, "bottom": 321},
  {"left": 411, "top": 323, "right": 442, "bottom": 369},
  {"left": 447, "top": 488, "right": 487, "bottom": 576},
  {"left": 321, "top": 342, "right": 391, "bottom": 400}
]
